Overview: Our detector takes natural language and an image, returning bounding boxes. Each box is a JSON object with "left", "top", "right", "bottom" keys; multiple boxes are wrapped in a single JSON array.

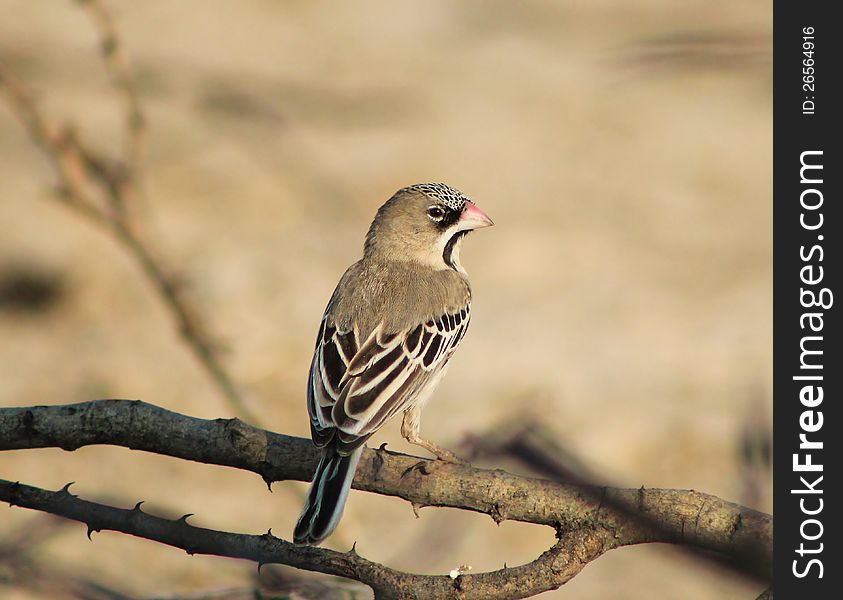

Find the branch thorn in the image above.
[
  {"left": 554, "top": 523, "right": 565, "bottom": 540},
  {"left": 489, "top": 503, "right": 505, "bottom": 525},
  {"left": 401, "top": 460, "right": 430, "bottom": 479}
]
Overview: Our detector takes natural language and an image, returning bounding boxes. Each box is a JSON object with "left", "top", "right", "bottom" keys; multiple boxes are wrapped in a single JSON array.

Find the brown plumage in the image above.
[
  {"left": 329, "top": 260, "right": 470, "bottom": 337},
  {"left": 294, "top": 183, "right": 492, "bottom": 545}
]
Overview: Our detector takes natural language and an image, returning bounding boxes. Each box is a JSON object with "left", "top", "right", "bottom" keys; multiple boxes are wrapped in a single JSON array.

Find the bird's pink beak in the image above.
[{"left": 459, "top": 201, "right": 494, "bottom": 230}]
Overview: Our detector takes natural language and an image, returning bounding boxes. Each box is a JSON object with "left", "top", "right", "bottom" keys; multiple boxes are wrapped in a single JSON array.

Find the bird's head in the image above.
[{"left": 364, "top": 183, "right": 493, "bottom": 272}]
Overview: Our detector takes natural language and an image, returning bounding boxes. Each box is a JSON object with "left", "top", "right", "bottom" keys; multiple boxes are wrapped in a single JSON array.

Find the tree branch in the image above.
[
  {"left": 0, "top": 478, "right": 614, "bottom": 600},
  {"left": 0, "top": 399, "right": 772, "bottom": 598}
]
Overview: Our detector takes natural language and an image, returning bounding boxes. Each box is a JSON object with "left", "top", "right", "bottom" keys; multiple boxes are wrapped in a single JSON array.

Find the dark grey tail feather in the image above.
[{"left": 293, "top": 446, "right": 362, "bottom": 545}]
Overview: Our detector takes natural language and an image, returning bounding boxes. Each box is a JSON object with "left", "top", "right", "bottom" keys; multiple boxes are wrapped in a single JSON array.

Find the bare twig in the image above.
[
  {"left": 76, "top": 0, "right": 145, "bottom": 175},
  {"left": 0, "top": 399, "right": 773, "bottom": 597},
  {"left": 0, "top": 60, "right": 113, "bottom": 224},
  {"left": 1, "top": 22, "right": 256, "bottom": 424}
]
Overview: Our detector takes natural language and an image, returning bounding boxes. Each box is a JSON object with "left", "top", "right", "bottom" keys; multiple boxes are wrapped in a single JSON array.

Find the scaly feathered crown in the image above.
[{"left": 404, "top": 183, "right": 469, "bottom": 211}]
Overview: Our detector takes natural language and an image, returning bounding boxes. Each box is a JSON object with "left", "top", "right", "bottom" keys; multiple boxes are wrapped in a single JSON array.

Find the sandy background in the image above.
[{"left": 1, "top": 1, "right": 771, "bottom": 598}]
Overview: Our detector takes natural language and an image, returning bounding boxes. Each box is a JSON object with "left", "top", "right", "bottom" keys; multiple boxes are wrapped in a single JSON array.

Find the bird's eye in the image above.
[{"left": 427, "top": 205, "right": 445, "bottom": 221}]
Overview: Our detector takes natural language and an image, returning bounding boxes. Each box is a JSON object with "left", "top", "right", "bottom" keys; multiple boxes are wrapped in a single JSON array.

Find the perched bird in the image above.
[{"left": 294, "top": 183, "right": 493, "bottom": 545}]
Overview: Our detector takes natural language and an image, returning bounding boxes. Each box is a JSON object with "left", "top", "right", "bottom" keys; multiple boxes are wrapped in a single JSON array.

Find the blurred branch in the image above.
[
  {"left": 461, "top": 413, "right": 602, "bottom": 485},
  {"left": 463, "top": 412, "right": 770, "bottom": 581},
  {"left": 250, "top": 565, "right": 373, "bottom": 600},
  {"left": 0, "top": 516, "right": 364, "bottom": 600},
  {"left": 148, "top": 582, "right": 371, "bottom": 600},
  {"left": 0, "top": 514, "right": 133, "bottom": 600},
  {"left": 0, "top": 515, "right": 71, "bottom": 571},
  {"left": 0, "top": 3, "right": 257, "bottom": 424},
  {"left": 77, "top": 0, "right": 146, "bottom": 174},
  {"left": 618, "top": 30, "right": 770, "bottom": 75},
  {"left": 1, "top": 400, "right": 772, "bottom": 599}
]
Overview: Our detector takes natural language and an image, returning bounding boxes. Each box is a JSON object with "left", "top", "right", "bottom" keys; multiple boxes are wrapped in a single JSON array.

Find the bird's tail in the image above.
[{"left": 293, "top": 446, "right": 362, "bottom": 545}]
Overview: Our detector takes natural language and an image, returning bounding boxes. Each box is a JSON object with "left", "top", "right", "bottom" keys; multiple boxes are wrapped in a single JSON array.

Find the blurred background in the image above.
[{"left": 1, "top": 1, "right": 771, "bottom": 598}]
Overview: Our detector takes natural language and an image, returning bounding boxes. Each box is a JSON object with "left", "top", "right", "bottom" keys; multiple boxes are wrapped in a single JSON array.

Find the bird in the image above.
[{"left": 293, "top": 183, "right": 493, "bottom": 545}]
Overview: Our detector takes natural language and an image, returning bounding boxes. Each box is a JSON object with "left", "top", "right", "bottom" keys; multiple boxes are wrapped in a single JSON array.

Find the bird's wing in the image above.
[
  {"left": 307, "top": 318, "right": 357, "bottom": 447},
  {"left": 307, "top": 304, "right": 470, "bottom": 454}
]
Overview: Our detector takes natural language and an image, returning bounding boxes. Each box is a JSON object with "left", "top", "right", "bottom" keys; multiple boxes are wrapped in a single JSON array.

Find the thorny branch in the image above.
[
  {"left": 0, "top": 515, "right": 369, "bottom": 600},
  {"left": 0, "top": 4, "right": 257, "bottom": 424},
  {"left": 0, "top": 400, "right": 772, "bottom": 599},
  {"left": 0, "top": 479, "right": 603, "bottom": 600}
]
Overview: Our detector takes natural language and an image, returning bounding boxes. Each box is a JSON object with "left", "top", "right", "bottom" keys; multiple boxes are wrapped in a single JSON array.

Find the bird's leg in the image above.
[{"left": 401, "top": 406, "right": 467, "bottom": 465}]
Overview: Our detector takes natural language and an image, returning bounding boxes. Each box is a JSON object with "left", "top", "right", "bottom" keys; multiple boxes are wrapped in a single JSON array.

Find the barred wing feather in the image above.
[{"left": 306, "top": 304, "right": 470, "bottom": 454}]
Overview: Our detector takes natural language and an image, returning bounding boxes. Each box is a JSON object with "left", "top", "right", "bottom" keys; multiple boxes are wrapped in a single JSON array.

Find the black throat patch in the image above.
[{"left": 443, "top": 230, "right": 468, "bottom": 270}]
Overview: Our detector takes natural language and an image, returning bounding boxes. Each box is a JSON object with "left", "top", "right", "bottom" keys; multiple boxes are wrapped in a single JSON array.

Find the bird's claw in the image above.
[{"left": 431, "top": 448, "right": 469, "bottom": 465}]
